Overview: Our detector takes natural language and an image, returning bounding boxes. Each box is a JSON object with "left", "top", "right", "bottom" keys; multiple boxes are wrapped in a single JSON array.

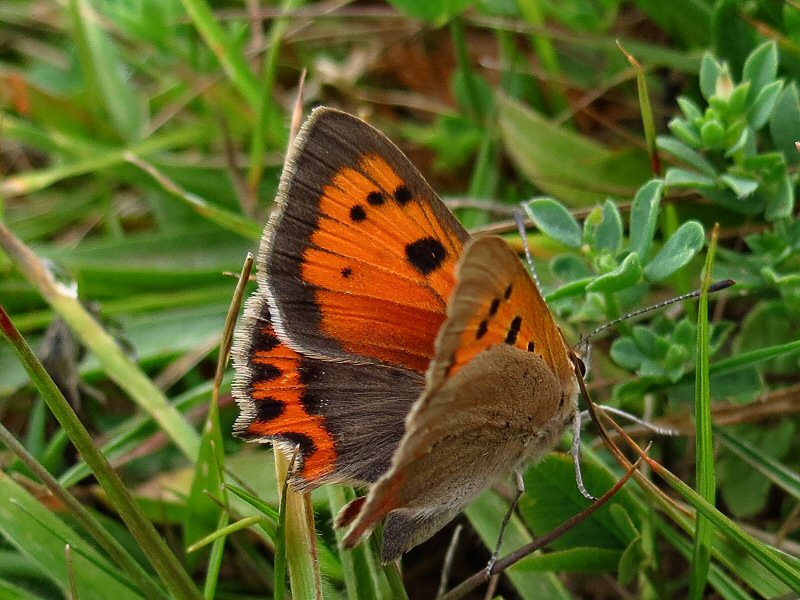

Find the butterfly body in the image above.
[{"left": 232, "top": 107, "right": 579, "bottom": 561}]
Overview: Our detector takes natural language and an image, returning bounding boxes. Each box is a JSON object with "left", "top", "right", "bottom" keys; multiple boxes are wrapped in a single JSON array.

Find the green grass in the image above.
[{"left": 2, "top": 0, "right": 800, "bottom": 598}]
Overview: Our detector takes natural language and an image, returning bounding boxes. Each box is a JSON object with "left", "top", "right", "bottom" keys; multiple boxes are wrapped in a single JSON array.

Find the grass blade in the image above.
[
  {"left": 327, "top": 486, "right": 381, "bottom": 600},
  {"left": 0, "top": 422, "right": 168, "bottom": 600},
  {"left": 0, "top": 223, "right": 200, "bottom": 460},
  {"left": 274, "top": 451, "right": 322, "bottom": 599},
  {"left": 0, "top": 306, "right": 203, "bottom": 600},
  {"left": 641, "top": 452, "right": 800, "bottom": 591},
  {"left": 716, "top": 427, "right": 800, "bottom": 500},
  {"left": 177, "top": 0, "right": 259, "bottom": 105},
  {"left": 247, "top": 0, "right": 302, "bottom": 193},
  {"left": 690, "top": 223, "right": 719, "bottom": 599}
]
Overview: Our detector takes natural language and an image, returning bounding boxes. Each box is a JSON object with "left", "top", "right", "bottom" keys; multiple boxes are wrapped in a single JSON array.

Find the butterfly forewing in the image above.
[
  {"left": 429, "top": 236, "right": 576, "bottom": 391},
  {"left": 264, "top": 108, "right": 470, "bottom": 373}
]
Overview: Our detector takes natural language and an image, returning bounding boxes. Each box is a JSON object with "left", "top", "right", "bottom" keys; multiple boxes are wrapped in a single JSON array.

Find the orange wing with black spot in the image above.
[
  {"left": 262, "top": 108, "right": 470, "bottom": 373},
  {"left": 428, "top": 236, "right": 575, "bottom": 389}
]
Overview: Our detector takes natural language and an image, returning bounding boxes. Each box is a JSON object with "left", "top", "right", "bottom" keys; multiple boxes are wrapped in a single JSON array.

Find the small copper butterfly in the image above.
[{"left": 232, "top": 107, "right": 581, "bottom": 562}]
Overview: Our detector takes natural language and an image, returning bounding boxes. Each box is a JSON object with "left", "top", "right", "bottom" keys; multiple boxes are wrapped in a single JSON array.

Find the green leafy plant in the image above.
[
  {"left": 660, "top": 41, "right": 799, "bottom": 220},
  {"left": 2, "top": 1, "right": 800, "bottom": 599}
]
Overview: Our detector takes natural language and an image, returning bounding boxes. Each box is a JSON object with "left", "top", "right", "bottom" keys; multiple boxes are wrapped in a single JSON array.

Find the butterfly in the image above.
[{"left": 232, "top": 107, "right": 581, "bottom": 562}]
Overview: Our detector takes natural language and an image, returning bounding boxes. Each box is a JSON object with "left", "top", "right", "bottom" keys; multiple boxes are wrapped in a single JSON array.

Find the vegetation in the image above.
[{"left": 1, "top": 0, "right": 799, "bottom": 598}]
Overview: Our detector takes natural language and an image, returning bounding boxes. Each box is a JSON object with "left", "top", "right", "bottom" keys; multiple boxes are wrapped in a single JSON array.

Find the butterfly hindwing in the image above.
[
  {"left": 341, "top": 237, "right": 580, "bottom": 560},
  {"left": 232, "top": 292, "right": 424, "bottom": 489},
  {"left": 263, "top": 108, "right": 470, "bottom": 373}
]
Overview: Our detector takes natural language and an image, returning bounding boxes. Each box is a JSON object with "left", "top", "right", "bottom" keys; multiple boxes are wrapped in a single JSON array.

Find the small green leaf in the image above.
[
  {"left": 699, "top": 53, "right": 722, "bottom": 100},
  {"left": 609, "top": 504, "right": 639, "bottom": 542},
  {"left": 720, "top": 174, "right": 759, "bottom": 199},
  {"left": 586, "top": 253, "right": 642, "bottom": 293},
  {"left": 664, "top": 168, "right": 716, "bottom": 189},
  {"left": 668, "top": 118, "right": 703, "bottom": 147},
  {"left": 722, "top": 120, "right": 747, "bottom": 150},
  {"left": 718, "top": 422, "right": 795, "bottom": 519},
  {"left": 677, "top": 97, "right": 703, "bottom": 121},
  {"left": 551, "top": 255, "right": 593, "bottom": 282},
  {"left": 700, "top": 120, "right": 726, "bottom": 147},
  {"left": 726, "top": 82, "right": 750, "bottom": 116},
  {"left": 765, "top": 176, "right": 794, "bottom": 221},
  {"left": 664, "top": 344, "right": 688, "bottom": 375},
  {"left": 519, "top": 454, "right": 634, "bottom": 551},
  {"left": 718, "top": 424, "right": 800, "bottom": 506},
  {"left": 769, "top": 83, "right": 800, "bottom": 165},
  {"left": 742, "top": 41, "right": 778, "bottom": 99},
  {"left": 644, "top": 220, "right": 706, "bottom": 281},
  {"left": 748, "top": 79, "right": 783, "bottom": 130},
  {"left": 724, "top": 127, "right": 752, "bottom": 156},
  {"left": 629, "top": 179, "right": 663, "bottom": 259},
  {"left": 742, "top": 151, "right": 785, "bottom": 174},
  {"left": 524, "top": 197, "right": 582, "bottom": 248},
  {"left": 632, "top": 326, "right": 670, "bottom": 359},
  {"left": 674, "top": 319, "right": 696, "bottom": 347},
  {"left": 545, "top": 277, "right": 593, "bottom": 302},
  {"left": 657, "top": 136, "right": 717, "bottom": 177},
  {"left": 498, "top": 95, "right": 650, "bottom": 204},
  {"left": 610, "top": 337, "right": 644, "bottom": 370},
  {"left": 618, "top": 536, "right": 644, "bottom": 585},
  {"left": 594, "top": 199, "right": 623, "bottom": 254}
]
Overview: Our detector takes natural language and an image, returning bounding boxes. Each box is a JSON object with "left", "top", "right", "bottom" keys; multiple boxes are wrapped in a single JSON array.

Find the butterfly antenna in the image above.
[
  {"left": 584, "top": 278, "right": 735, "bottom": 342},
  {"left": 514, "top": 209, "right": 542, "bottom": 290},
  {"left": 571, "top": 410, "right": 596, "bottom": 501}
]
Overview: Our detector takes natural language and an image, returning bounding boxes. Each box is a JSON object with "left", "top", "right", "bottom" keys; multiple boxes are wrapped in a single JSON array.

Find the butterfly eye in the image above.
[
  {"left": 570, "top": 352, "right": 588, "bottom": 379},
  {"left": 576, "top": 357, "right": 587, "bottom": 377}
]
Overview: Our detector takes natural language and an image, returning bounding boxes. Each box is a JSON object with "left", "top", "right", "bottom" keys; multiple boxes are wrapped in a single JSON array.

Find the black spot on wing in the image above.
[
  {"left": 505, "top": 316, "right": 523, "bottom": 345},
  {"left": 253, "top": 328, "right": 280, "bottom": 352},
  {"left": 298, "top": 359, "right": 327, "bottom": 415},
  {"left": 405, "top": 237, "right": 447, "bottom": 275},
  {"left": 251, "top": 363, "right": 282, "bottom": 383},
  {"left": 253, "top": 396, "right": 285, "bottom": 422},
  {"left": 489, "top": 298, "right": 500, "bottom": 316},
  {"left": 341, "top": 267, "right": 353, "bottom": 278},
  {"left": 350, "top": 205, "right": 367, "bottom": 222},
  {"left": 476, "top": 319, "right": 488, "bottom": 340},
  {"left": 367, "top": 191, "right": 385, "bottom": 206},
  {"left": 394, "top": 185, "right": 412, "bottom": 205},
  {"left": 504, "top": 284, "right": 513, "bottom": 300},
  {"left": 281, "top": 432, "right": 317, "bottom": 457},
  {"left": 527, "top": 341, "right": 536, "bottom": 352}
]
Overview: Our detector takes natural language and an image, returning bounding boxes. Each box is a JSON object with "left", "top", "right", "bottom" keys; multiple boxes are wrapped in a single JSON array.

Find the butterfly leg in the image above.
[
  {"left": 579, "top": 406, "right": 680, "bottom": 436},
  {"left": 571, "top": 410, "right": 597, "bottom": 501},
  {"left": 486, "top": 470, "right": 525, "bottom": 576},
  {"left": 436, "top": 524, "right": 463, "bottom": 598}
]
